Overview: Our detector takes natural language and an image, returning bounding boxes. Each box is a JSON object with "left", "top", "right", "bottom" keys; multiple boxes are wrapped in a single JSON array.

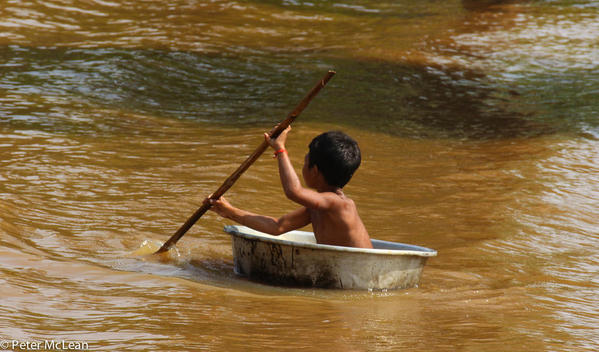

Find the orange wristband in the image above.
[{"left": 273, "top": 149, "right": 287, "bottom": 158}]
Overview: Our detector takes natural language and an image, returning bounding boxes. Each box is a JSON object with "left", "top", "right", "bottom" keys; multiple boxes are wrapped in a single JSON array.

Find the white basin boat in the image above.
[{"left": 224, "top": 225, "right": 437, "bottom": 290}]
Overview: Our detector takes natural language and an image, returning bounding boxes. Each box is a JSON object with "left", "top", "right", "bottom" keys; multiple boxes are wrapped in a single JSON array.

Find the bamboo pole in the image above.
[{"left": 155, "top": 70, "right": 336, "bottom": 254}]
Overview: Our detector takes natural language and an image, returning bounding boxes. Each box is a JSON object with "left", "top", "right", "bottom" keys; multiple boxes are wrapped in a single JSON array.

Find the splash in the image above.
[{"left": 130, "top": 239, "right": 182, "bottom": 263}]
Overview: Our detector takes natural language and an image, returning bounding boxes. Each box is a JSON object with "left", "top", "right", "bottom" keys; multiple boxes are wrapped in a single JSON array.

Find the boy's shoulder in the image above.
[{"left": 317, "top": 190, "right": 356, "bottom": 210}]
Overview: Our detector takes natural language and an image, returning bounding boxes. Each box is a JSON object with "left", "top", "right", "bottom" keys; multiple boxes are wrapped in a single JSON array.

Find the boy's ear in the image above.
[
  {"left": 310, "top": 163, "right": 320, "bottom": 175},
  {"left": 312, "top": 164, "right": 327, "bottom": 184}
]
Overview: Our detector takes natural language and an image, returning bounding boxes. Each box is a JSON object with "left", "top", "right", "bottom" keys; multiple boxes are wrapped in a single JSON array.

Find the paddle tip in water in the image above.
[{"left": 130, "top": 239, "right": 180, "bottom": 263}]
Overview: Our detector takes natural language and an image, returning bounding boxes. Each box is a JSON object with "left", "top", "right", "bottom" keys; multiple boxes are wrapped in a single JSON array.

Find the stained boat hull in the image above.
[{"left": 224, "top": 225, "right": 437, "bottom": 290}]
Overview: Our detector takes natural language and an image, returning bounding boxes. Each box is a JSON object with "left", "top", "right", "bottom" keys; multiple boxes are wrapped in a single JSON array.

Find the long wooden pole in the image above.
[{"left": 155, "top": 70, "right": 336, "bottom": 254}]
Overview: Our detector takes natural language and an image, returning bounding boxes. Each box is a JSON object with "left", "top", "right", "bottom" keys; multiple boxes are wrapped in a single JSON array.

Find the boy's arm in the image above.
[
  {"left": 265, "top": 127, "right": 336, "bottom": 210},
  {"left": 275, "top": 152, "right": 335, "bottom": 210},
  {"left": 206, "top": 196, "right": 311, "bottom": 235}
]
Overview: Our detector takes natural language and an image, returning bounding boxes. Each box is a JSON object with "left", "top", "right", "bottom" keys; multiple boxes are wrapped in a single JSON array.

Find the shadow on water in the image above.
[
  {"left": 1, "top": 41, "right": 595, "bottom": 140},
  {"left": 250, "top": 0, "right": 527, "bottom": 17},
  {"left": 461, "top": 0, "right": 523, "bottom": 11},
  {"left": 315, "top": 57, "right": 558, "bottom": 140}
]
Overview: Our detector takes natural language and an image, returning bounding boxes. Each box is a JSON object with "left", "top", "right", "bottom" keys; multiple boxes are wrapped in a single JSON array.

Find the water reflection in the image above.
[
  {"left": 3, "top": 44, "right": 592, "bottom": 140},
  {"left": 2, "top": 0, "right": 597, "bottom": 139}
]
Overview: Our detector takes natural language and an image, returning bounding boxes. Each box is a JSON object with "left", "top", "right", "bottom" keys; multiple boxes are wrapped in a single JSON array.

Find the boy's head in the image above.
[{"left": 307, "top": 131, "right": 361, "bottom": 188}]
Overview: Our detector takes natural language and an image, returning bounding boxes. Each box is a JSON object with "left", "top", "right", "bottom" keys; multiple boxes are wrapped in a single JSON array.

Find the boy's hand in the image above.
[
  {"left": 265, "top": 125, "right": 291, "bottom": 151},
  {"left": 204, "top": 195, "right": 233, "bottom": 218}
]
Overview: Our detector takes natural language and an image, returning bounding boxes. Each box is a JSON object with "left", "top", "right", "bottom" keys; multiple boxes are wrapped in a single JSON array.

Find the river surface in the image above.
[{"left": 0, "top": 0, "right": 598, "bottom": 351}]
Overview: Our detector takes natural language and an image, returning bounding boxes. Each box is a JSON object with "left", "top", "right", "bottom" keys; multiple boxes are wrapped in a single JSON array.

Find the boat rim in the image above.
[{"left": 224, "top": 225, "right": 437, "bottom": 257}]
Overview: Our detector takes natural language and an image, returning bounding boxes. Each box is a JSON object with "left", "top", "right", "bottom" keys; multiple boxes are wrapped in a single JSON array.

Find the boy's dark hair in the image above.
[{"left": 308, "top": 131, "right": 361, "bottom": 188}]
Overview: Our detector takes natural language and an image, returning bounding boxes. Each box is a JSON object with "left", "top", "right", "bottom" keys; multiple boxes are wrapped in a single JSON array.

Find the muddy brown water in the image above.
[{"left": 1, "top": 0, "right": 598, "bottom": 351}]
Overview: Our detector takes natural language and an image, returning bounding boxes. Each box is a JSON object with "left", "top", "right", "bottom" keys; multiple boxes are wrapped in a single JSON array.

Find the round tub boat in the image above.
[{"left": 224, "top": 225, "right": 437, "bottom": 290}]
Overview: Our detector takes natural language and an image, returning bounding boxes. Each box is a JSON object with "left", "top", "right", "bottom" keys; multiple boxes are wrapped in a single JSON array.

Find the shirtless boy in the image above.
[{"left": 205, "top": 126, "right": 372, "bottom": 249}]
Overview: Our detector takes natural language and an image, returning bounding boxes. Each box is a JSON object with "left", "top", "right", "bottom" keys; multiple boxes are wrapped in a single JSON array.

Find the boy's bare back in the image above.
[{"left": 308, "top": 191, "right": 372, "bottom": 248}]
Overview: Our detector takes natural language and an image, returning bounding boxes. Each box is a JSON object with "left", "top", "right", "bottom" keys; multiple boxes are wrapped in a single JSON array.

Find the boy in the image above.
[{"left": 205, "top": 126, "right": 372, "bottom": 249}]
